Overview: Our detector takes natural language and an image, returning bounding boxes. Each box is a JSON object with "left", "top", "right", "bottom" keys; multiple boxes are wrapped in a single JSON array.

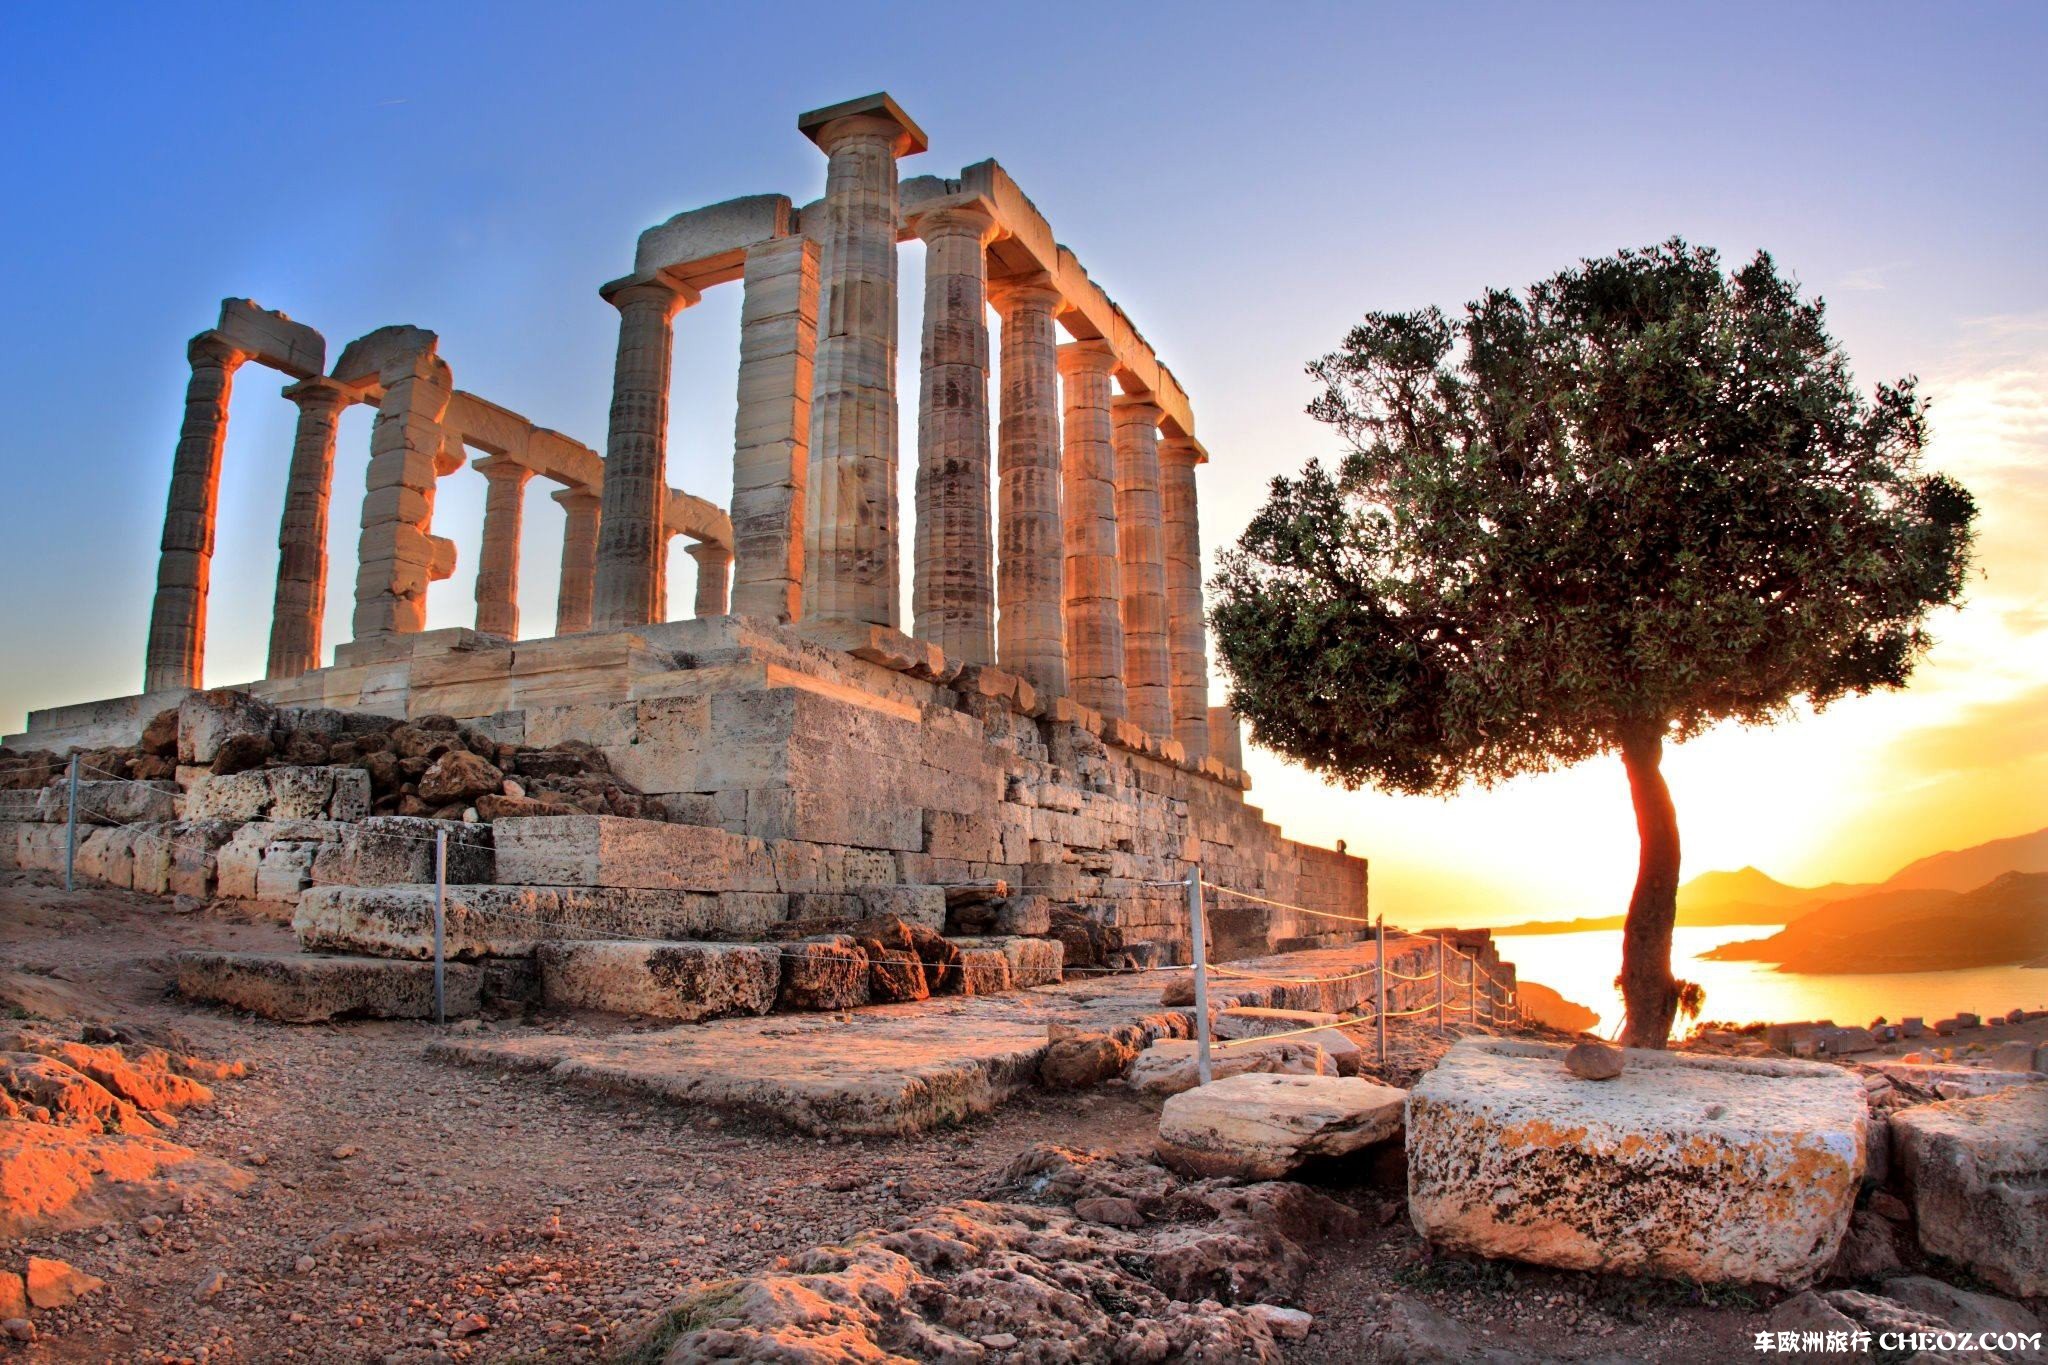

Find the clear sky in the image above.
[{"left": 3, "top": 3, "right": 2044, "bottom": 926}]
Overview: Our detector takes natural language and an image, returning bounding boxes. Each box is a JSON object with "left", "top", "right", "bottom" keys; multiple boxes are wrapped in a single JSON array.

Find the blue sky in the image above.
[{"left": 3, "top": 2, "right": 2044, "bottom": 921}]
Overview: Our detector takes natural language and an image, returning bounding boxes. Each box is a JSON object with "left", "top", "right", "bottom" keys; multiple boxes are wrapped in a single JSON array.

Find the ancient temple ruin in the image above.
[{"left": 3, "top": 93, "right": 1371, "bottom": 1010}]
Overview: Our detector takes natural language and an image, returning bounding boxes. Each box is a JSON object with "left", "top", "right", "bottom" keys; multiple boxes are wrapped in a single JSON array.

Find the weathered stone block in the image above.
[
  {"left": 294, "top": 884, "right": 786, "bottom": 959},
  {"left": 1407, "top": 1039, "right": 1865, "bottom": 1288},
  {"left": 493, "top": 815, "right": 774, "bottom": 892},
  {"left": 776, "top": 936, "right": 869, "bottom": 1011},
  {"left": 186, "top": 766, "right": 369, "bottom": 822},
  {"left": 1892, "top": 1084, "right": 2048, "bottom": 1296},
  {"left": 177, "top": 688, "right": 275, "bottom": 766},
  {"left": 536, "top": 940, "right": 779, "bottom": 1022},
  {"left": 1157, "top": 1072, "right": 1406, "bottom": 1179},
  {"left": 176, "top": 950, "right": 479, "bottom": 1023},
  {"left": 952, "top": 935, "right": 1063, "bottom": 988},
  {"left": 1126, "top": 1038, "right": 1334, "bottom": 1097}
]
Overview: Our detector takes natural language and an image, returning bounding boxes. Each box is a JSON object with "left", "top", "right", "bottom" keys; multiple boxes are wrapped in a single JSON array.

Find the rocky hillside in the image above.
[{"left": 1704, "top": 871, "right": 2048, "bottom": 973}]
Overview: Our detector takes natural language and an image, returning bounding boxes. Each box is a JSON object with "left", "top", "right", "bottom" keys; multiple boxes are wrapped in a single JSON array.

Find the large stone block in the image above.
[
  {"left": 951, "top": 935, "right": 1063, "bottom": 988},
  {"left": 34, "top": 780, "right": 179, "bottom": 826},
  {"left": 294, "top": 884, "right": 786, "bottom": 959},
  {"left": 536, "top": 941, "right": 780, "bottom": 1022},
  {"left": 177, "top": 688, "right": 276, "bottom": 766},
  {"left": 186, "top": 766, "right": 369, "bottom": 822},
  {"left": 311, "top": 817, "right": 494, "bottom": 886},
  {"left": 1407, "top": 1039, "right": 1866, "bottom": 1288},
  {"left": 1157, "top": 1072, "right": 1406, "bottom": 1179},
  {"left": 775, "top": 936, "right": 869, "bottom": 1011},
  {"left": 1891, "top": 1083, "right": 2048, "bottom": 1296},
  {"left": 1126, "top": 1038, "right": 1334, "bottom": 1097},
  {"left": 493, "top": 815, "right": 775, "bottom": 892},
  {"left": 176, "top": 950, "right": 479, "bottom": 1023}
]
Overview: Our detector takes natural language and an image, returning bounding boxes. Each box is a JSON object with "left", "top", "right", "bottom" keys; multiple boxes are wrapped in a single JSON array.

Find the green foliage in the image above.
[{"left": 1211, "top": 240, "right": 1976, "bottom": 794}]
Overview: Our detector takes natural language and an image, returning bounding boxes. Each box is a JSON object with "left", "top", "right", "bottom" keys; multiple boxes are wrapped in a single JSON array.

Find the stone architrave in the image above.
[
  {"left": 687, "top": 541, "right": 732, "bottom": 618},
  {"left": 1112, "top": 394, "right": 1171, "bottom": 735},
  {"left": 730, "top": 235, "right": 818, "bottom": 622},
  {"left": 144, "top": 333, "right": 249, "bottom": 693},
  {"left": 552, "top": 486, "right": 600, "bottom": 634},
  {"left": 800, "top": 94, "right": 927, "bottom": 629},
  {"left": 909, "top": 204, "right": 1000, "bottom": 663},
  {"left": 265, "top": 377, "right": 350, "bottom": 679},
  {"left": 472, "top": 455, "right": 532, "bottom": 638},
  {"left": 1159, "top": 435, "right": 1210, "bottom": 760},
  {"left": 991, "top": 274, "right": 1067, "bottom": 696},
  {"left": 353, "top": 346, "right": 459, "bottom": 639},
  {"left": 591, "top": 274, "right": 695, "bottom": 630},
  {"left": 1057, "top": 341, "right": 1125, "bottom": 719}
]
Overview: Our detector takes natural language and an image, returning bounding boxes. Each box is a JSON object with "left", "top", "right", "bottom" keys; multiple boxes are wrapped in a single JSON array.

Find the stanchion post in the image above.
[
  {"left": 1469, "top": 953, "right": 1478, "bottom": 1024},
  {"left": 63, "top": 753, "right": 79, "bottom": 892},
  {"left": 1186, "top": 865, "right": 1212, "bottom": 1087},
  {"left": 1375, "top": 916, "right": 1388, "bottom": 1071},
  {"left": 1435, "top": 935, "right": 1445, "bottom": 1036},
  {"left": 432, "top": 829, "right": 448, "bottom": 1026}
]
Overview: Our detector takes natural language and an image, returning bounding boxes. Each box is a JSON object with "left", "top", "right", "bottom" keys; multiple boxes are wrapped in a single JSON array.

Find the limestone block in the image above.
[
  {"left": 331, "top": 324, "right": 437, "bottom": 387},
  {"left": 254, "top": 843, "right": 319, "bottom": 904},
  {"left": 35, "top": 780, "right": 180, "bottom": 826},
  {"left": 951, "top": 935, "right": 1063, "bottom": 988},
  {"left": 776, "top": 936, "right": 869, "bottom": 1011},
  {"left": 176, "top": 950, "right": 479, "bottom": 1023},
  {"left": 1407, "top": 1038, "right": 1866, "bottom": 1288},
  {"left": 1214, "top": 1007, "right": 1360, "bottom": 1064},
  {"left": 1126, "top": 1038, "right": 1335, "bottom": 1097},
  {"left": 536, "top": 940, "right": 780, "bottom": 1022},
  {"left": 953, "top": 945, "right": 1014, "bottom": 995},
  {"left": 215, "top": 299, "right": 325, "bottom": 379},
  {"left": 1157, "top": 1073, "right": 1406, "bottom": 1180},
  {"left": 294, "top": 884, "right": 787, "bottom": 959},
  {"left": 852, "top": 884, "right": 945, "bottom": 930},
  {"left": 185, "top": 766, "right": 367, "bottom": 822},
  {"left": 1891, "top": 1084, "right": 2048, "bottom": 1296},
  {"left": 493, "top": 815, "right": 775, "bottom": 892},
  {"left": 322, "top": 817, "right": 494, "bottom": 886},
  {"left": 177, "top": 689, "right": 276, "bottom": 765}
]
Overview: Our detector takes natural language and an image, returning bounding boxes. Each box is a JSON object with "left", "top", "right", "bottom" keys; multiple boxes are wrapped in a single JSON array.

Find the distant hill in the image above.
[
  {"left": 1883, "top": 827, "right": 2048, "bottom": 892},
  {"left": 1702, "top": 873, "right": 2048, "bottom": 974}
]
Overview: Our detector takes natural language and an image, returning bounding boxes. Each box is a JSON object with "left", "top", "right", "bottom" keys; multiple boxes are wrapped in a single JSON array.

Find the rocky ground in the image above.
[{"left": 3, "top": 871, "right": 2041, "bottom": 1363}]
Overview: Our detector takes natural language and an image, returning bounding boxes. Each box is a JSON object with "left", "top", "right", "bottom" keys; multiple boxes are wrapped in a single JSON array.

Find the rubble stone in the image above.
[
  {"left": 1156, "top": 1072, "right": 1406, "bottom": 1179},
  {"left": 1891, "top": 1083, "right": 2048, "bottom": 1296}
]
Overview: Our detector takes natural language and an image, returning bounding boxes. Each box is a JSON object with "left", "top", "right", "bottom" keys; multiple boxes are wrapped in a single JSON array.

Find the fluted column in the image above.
[
  {"left": 991, "top": 275, "right": 1067, "bottom": 696},
  {"left": 730, "top": 235, "right": 819, "bottom": 622},
  {"left": 1056, "top": 341, "right": 1125, "bottom": 719},
  {"left": 1113, "top": 395, "right": 1171, "bottom": 736},
  {"left": 473, "top": 456, "right": 532, "bottom": 638},
  {"left": 553, "top": 486, "right": 600, "bottom": 634},
  {"left": 592, "top": 275, "right": 694, "bottom": 630},
  {"left": 1208, "top": 705, "right": 1244, "bottom": 770},
  {"left": 800, "top": 97, "right": 925, "bottom": 628},
  {"left": 144, "top": 333, "right": 248, "bottom": 693},
  {"left": 265, "top": 377, "right": 349, "bottom": 679},
  {"left": 910, "top": 205, "right": 999, "bottom": 662},
  {"left": 1160, "top": 435, "right": 1210, "bottom": 760},
  {"left": 354, "top": 350, "right": 459, "bottom": 639},
  {"left": 687, "top": 541, "right": 732, "bottom": 618}
]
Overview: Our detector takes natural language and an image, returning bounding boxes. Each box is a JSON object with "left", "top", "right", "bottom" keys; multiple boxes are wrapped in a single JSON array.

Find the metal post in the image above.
[
  {"left": 1435, "top": 935, "right": 1446, "bottom": 1036},
  {"left": 63, "top": 753, "right": 80, "bottom": 891},
  {"left": 1469, "top": 952, "right": 1478, "bottom": 1026},
  {"left": 1186, "top": 865, "right": 1212, "bottom": 1087},
  {"left": 1375, "top": 916, "right": 1388, "bottom": 1071},
  {"left": 432, "top": 828, "right": 448, "bottom": 1026}
]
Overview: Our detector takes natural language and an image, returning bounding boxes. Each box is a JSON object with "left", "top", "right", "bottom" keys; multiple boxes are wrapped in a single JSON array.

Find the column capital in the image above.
[
  {"left": 551, "top": 484, "right": 601, "bottom": 511},
  {"left": 684, "top": 539, "right": 733, "bottom": 565},
  {"left": 598, "top": 272, "right": 699, "bottom": 316},
  {"left": 472, "top": 453, "right": 534, "bottom": 486},
  {"left": 1056, "top": 338, "right": 1119, "bottom": 376},
  {"left": 1159, "top": 434, "right": 1207, "bottom": 466},
  {"left": 907, "top": 202, "right": 999, "bottom": 246},
  {"left": 281, "top": 375, "right": 352, "bottom": 411},
  {"left": 798, "top": 92, "right": 928, "bottom": 158},
  {"left": 989, "top": 272, "right": 1063, "bottom": 314},
  {"left": 188, "top": 331, "right": 248, "bottom": 370},
  {"left": 1112, "top": 392, "right": 1164, "bottom": 428}
]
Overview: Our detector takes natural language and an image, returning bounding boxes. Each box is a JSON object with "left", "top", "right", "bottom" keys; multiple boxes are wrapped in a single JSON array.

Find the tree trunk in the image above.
[{"left": 1617, "top": 723, "right": 1681, "bottom": 1047}]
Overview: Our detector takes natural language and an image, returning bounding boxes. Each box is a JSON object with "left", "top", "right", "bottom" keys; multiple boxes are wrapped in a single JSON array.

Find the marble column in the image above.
[
  {"left": 687, "top": 541, "right": 732, "bottom": 618},
  {"left": 910, "top": 204, "right": 999, "bottom": 663},
  {"left": 991, "top": 274, "right": 1067, "bottom": 696},
  {"left": 1208, "top": 705, "right": 1244, "bottom": 771},
  {"left": 730, "top": 235, "right": 818, "bottom": 622},
  {"left": 473, "top": 455, "right": 532, "bottom": 638},
  {"left": 553, "top": 486, "right": 600, "bottom": 634},
  {"left": 1113, "top": 395, "right": 1171, "bottom": 736},
  {"left": 1160, "top": 435, "right": 1210, "bottom": 760},
  {"left": 265, "top": 377, "right": 349, "bottom": 679},
  {"left": 800, "top": 96, "right": 925, "bottom": 628},
  {"left": 144, "top": 333, "right": 248, "bottom": 693},
  {"left": 591, "top": 275, "right": 694, "bottom": 631},
  {"left": 353, "top": 350, "right": 458, "bottom": 639},
  {"left": 1056, "top": 341, "right": 1125, "bottom": 719}
]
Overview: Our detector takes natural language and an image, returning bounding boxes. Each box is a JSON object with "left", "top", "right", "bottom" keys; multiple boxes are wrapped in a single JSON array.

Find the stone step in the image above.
[
  {"left": 537, "top": 940, "right": 782, "bottom": 1022},
  {"left": 174, "top": 950, "right": 483, "bottom": 1023},
  {"left": 294, "top": 884, "right": 788, "bottom": 959},
  {"left": 950, "top": 935, "right": 1064, "bottom": 988}
]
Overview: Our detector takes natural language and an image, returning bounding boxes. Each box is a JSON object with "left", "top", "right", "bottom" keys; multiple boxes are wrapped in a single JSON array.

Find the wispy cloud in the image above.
[{"left": 1838, "top": 260, "right": 1911, "bottom": 292}]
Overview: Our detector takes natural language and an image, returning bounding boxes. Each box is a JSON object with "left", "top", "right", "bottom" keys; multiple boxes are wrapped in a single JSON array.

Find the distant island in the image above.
[{"left": 1496, "top": 827, "right": 2048, "bottom": 974}]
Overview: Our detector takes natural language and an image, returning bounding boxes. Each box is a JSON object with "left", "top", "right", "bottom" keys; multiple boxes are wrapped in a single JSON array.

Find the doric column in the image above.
[
  {"left": 553, "top": 486, "right": 601, "bottom": 634},
  {"left": 473, "top": 456, "right": 532, "bottom": 638},
  {"left": 731, "top": 235, "right": 819, "bottom": 622},
  {"left": 265, "top": 377, "right": 349, "bottom": 679},
  {"left": 591, "top": 275, "right": 694, "bottom": 630},
  {"left": 799, "top": 94, "right": 926, "bottom": 628},
  {"left": 687, "top": 541, "right": 733, "bottom": 618},
  {"left": 144, "top": 333, "right": 248, "bottom": 693},
  {"left": 1056, "top": 341, "right": 1125, "bottom": 719},
  {"left": 353, "top": 349, "right": 459, "bottom": 639},
  {"left": 1208, "top": 705, "right": 1244, "bottom": 771},
  {"left": 909, "top": 204, "right": 999, "bottom": 663},
  {"left": 1160, "top": 435, "right": 1211, "bottom": 760},
  {"left": 991, "top": 274, "right": 1067, "bottom": 696},
  {"left": 1113, "top": 395, "right": 1171, "bottom": 736}
]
